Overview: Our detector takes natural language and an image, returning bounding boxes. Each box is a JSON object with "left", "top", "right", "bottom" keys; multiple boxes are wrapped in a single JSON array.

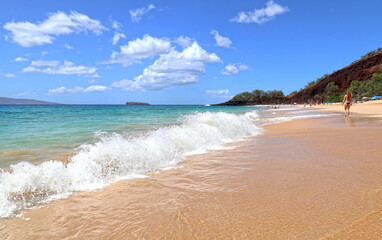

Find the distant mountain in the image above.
[{"left": 0, "top": 97, "right": 59, "bottom": 105}]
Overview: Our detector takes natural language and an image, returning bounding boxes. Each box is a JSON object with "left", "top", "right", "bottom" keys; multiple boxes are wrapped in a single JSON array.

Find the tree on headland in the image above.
[
  {"left": 348, "top": 72, "right": 382, "bottom": 99},
  {"left": 324, "top": 82, "right": 341, "bottom": 102},
  {"left": 324, "top": 82, "right": 339, "bottom": 98},
  {"left": 228, "top": 89, "right": 285, "bottom": 105},
  {"left": 360, "top": 48, "right": 382, "bottom": 59},
  {"left": 305, "top": 81, "right": 316, "bottom": 88},
  {"left": 231, "top": 92, "right": 252, "bottom": 102}
]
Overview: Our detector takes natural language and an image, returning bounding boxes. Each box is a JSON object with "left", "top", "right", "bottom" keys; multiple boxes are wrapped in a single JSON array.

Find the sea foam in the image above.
[{"left": 0, "top": 111, "right": 260, "bottom": 218}]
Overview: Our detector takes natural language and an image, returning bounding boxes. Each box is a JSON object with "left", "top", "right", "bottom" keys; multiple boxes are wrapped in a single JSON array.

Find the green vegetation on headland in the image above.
[
  {"left": 217, "top": 90, "right": 285, "bottom": 105},
  {"left": 348, "top": 72, "right": 382, "bottom": 99}
]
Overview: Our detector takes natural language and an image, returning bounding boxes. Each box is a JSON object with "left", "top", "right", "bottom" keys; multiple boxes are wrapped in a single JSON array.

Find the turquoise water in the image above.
[
  {"left": 0, "top": 104, "right": 334, "bottom": 219},
  {"left": 0, "top": 104, "right": 266, "bottom": 218},
  {"left": 0, "top": 105, "right": 260, "bottom": 167}
]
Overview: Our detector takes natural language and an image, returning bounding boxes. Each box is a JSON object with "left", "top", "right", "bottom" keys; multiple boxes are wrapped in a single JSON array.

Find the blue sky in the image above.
[{"left": 1, "top": 0, "right": 382, "bottom": 104}]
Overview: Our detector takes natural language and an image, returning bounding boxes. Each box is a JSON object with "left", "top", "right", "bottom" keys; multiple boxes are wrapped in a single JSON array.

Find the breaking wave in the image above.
[{"left": 0, "top": 111, "right": 261, "bottom": 218}]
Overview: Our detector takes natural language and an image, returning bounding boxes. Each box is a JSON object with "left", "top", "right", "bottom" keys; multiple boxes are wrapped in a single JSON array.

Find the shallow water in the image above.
[{"left": 0, "top": 105, "right": 332, "bottom": 220}]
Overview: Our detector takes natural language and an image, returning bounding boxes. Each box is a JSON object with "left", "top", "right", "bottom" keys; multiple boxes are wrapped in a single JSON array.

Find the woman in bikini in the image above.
[{"left": 342, "top": 90, "right": 352, "bottom": 117}]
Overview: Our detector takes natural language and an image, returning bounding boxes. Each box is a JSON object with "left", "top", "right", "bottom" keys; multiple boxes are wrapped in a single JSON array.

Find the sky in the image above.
[{"left": 1, "top": 0, "right": 382, "bottom": 104}]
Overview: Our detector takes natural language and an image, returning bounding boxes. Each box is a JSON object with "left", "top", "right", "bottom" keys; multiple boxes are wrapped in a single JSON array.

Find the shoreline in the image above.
[
  {"left": 254, "top": 99, "right": 382, "bottom": 118},
  {"left": 1, "top": 109, "right": 382, "bottom": 239},
  {"left": 306, "top": 99, "right": 382, "bottom": 118}
]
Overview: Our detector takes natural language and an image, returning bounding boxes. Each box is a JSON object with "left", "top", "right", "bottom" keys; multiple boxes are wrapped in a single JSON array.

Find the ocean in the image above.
[{"left": 0, "top": 105, "right": 332, "bottom": 219}]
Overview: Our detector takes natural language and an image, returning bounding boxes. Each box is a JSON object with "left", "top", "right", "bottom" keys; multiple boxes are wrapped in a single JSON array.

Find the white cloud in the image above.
[
  {"left": 221, "top": 64, "right": 248, "bottom": 75},
  {"left": 210, "top": 30, "right": 232, "bottom": 48},
  {"left": 5, "top": 73, "right": 15, "bottom": 78},
  {"left": 111, "top": 19, "right": 122, "bottom": 30},
  {"left": 176, "top": 36, "right": 193, "bottom": 48},
  {"left": 112, "top": 32, "right": 126, "bottom": 45},
  {"left": 64, "top": 44, "right": 74, "bottom": 50},
  {"left": 48, "top": 85, "right": 110, "bottom": 95},
  {"left": 41, "top": 51, "right": 48, "bottom": 56},
  {"left": 230, "top": 0, "right": 289, "bottom": 24},
  {"left": 48, "top": 86, "right": 83, "bottom": 95},
  {"left": 88, "top": 79, "right": 96, "bottom": 84},
  {"left": 109, "top": 18, "right": 126, "bottom": 45},
  {"left": 84, "top": 73, "right": 101, "bottom": 78},
  {"left": 205, "top": 89, "right": 233, "bottom": 99},
  {"left": 4, "top": 11, "right": 107, "bottom": 47},
  {"left": 130, "top": 4, "right": 155, "bottom": 22},
  {"left": 23, "top": 60, "right": 97, "bottom": 76},
  {"left": 108, "top": 34, "right": 172, "bottom": 66},
  {"left": 83, "top": 85, "right": 110, "bottom": 92},
  {"left": 112, "top": 42, "right": 221, "bottom": 91},
  {"left": 30, "top": 60, "right": 59, "bottom": 67},
  {"left": 14, "top": 57, "right": 28, "bottom": 62}
]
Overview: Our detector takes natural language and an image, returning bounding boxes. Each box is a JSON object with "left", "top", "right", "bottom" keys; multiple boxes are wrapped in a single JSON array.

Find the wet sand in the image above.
[{"left": 1, "top": 114, "right": 382, "bottom": 239}]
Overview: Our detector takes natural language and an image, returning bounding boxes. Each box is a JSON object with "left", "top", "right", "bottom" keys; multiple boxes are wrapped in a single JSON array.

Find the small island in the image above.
[{"left": 125, "top": 102, "right": 150, "bottom": 105}]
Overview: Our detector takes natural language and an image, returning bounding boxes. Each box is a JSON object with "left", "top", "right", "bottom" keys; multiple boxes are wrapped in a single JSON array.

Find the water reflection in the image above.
[{"left": 345, "top": 116, "right": 355, "bottom": 126}]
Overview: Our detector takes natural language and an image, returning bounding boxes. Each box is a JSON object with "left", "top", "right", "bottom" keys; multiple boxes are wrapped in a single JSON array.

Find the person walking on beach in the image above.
[{"left": 342, "top": 90, "right": 352, "bottom": 117}]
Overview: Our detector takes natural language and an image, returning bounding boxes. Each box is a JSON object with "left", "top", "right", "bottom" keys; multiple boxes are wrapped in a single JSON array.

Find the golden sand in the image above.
[{"left": 0, "top": 111, "right": 382, "bottom": 239}]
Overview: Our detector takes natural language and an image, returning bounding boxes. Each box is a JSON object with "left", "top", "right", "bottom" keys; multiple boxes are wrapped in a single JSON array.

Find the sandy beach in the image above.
[{"left": 1, "top": 105, "right": 382, "bottom": 239}]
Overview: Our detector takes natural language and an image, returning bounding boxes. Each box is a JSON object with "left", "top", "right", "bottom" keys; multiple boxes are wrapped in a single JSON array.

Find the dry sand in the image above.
[{"left": 0, "top": 107, "right": 382, "bottom": 239}]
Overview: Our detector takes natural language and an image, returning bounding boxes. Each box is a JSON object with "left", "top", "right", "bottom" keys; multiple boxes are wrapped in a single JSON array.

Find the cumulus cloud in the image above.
[
  {"left": 23, "top": 60, "right": 97, "bottom": 76},
  {"left": 48, "top": 85, "right": 110, "bottom": 95},
  {"left": 4, "top": 11, "right": 107, "bottom": 47},
  {"left": 210, "top": 30, "right": 232, "bottom": 48},
  {"left": 14, "top": 57, "right": 28, "bottom": 62},
  {"left": 205, "top": 89, "right": 233, "bottom": 99},
  {"left": 230, "top": 0, "right": 289, "bottom": 24},
  {"left": 112, "top": 32, "right": 126, "bottom": 45},
  {"left": 130, "top": 4, "right": 155, "bottom": 23},
  {"left": 221, "top": 63, "right": 249, "bottom": 75},
  {"left": 111, "top": 42, "right": 221, "bottom": 91},
  {"left": 108, "top": 34, "right": 172, "bottom": 66}
]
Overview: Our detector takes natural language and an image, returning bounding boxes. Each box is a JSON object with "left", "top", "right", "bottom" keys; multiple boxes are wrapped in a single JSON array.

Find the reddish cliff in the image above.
[{"left": 287, "top": 51, "right": 382, "bottom": 103}]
